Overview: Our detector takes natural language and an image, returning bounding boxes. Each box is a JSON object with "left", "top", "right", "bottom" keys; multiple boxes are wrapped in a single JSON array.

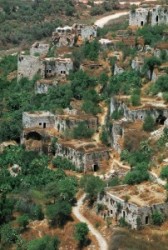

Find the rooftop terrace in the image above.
[{"left": 107, "top": 182, "right": 166, "bottom": 207}]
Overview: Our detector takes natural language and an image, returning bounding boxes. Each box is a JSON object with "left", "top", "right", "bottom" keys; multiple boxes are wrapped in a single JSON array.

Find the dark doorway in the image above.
[
  {"left": 26, "top": 132, "right": 42, "bottom": 141},
  {"left": 93, "top": 164, "right": 99, "bottom": 171},
  {"left": 156, "top": 15, "right": 158, "bottom": 23},
  {"left": 145, "top": 216, "right": 149, "bottom": 224},
  {"left": 141, "top": 21, "right": 144, "bottom": 26},
  {"left": 43, "top": 123, "right": 46, "bottom": 128},
  {"left": 123, "top": 211, "right": 126, "bottom": 219},
  {"left": 156, "top": 114, "right": 166, "bottom": 125}
]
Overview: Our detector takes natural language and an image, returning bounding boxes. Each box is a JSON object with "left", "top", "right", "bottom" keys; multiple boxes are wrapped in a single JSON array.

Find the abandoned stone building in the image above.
[
  {"left": 98, "top": 182, "right": 168, "bottom": 229},
  {"left": 17, "top": 54, "right": 43, "bottom": 80},
  {"left": 55, "top": 109, "right": 98, "bottom": 133},
  {"left": 52, "top": 24, "right": 97, "bottom": 47},
  {"left": 30, "top": 42, "right": 49, "bottom": 56},
  {"left": 23, "top": 112, "right": 55, "bottom": 129},
  {"left": 42, "top": 57, "right": 73, "bottom": 78},
  {"left": 18, "top": 53, "right": 73, "bottom": 81},
  {"left": 110, "top": 96, "right": 168, "bottom": 123},
  {"left": 55, "top": 140, "right": 110, "bottom": 172},
  {"left": 35, "top": 79, "right": 58, "bottom": 94},
  {"left": 129, "top": 5, "right": 168, "bottom": 27}
]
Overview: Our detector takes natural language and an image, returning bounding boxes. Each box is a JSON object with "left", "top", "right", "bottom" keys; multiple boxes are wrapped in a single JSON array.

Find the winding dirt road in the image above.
[
  {"left": 72, "top": 194, "right": 108, "bottom": 250},
  {"left": 95, "top": 11, "right": 129, "bottom": 28}
]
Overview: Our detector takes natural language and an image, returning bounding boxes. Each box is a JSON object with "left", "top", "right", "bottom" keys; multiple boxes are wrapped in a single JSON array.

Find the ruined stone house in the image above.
[
  {"left": 55, "top": 109, "right": 98, "bottom": 133},
  {"left": 17, "top": 54, "right": 43, "bottom": 81},
  {"left": 30, "top": 42, "right": 50, "bottom": 56},
  {"left": 110, "top": 96, "right": 168, "bottom": 123},
  {"left": 35, "top": 79, "right": 58, "bottom": 94},
  {"left": 18, "top": 54, "right": 73, "bottom": 81},
  {"left": 98, "top": 182, "right": 168, "bottom": 229},
  {"left": 55, "top": 139, "right": 110, "bottom": 172},
  {"left": 52, "top": 24, "right": 97, "bottom": 47},
  {"left": 129, "top": 5, "right": 168, "bottom": 27},
  {"left": 42, "top": 57, "right": 73, "bottom": 78}
]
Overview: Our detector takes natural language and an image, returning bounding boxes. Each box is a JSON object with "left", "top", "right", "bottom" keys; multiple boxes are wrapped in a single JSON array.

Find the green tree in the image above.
[
  {"left": 17, "top": 215, "right": 29, "bottom": 231},
  {"left": 46, "top": 200, "right": 72, "bottom": 226},
  {"left": 143, "top": 115, "right": 155, "bottom": 132},
  {"left": 80, "top": 175, "right": 105, "bottom": 204},
  {"left": 74, "top": 222, "right": 89, "bottom": 246},
  {"left": 27, "top": 235, "right": 60, "bottom": 250},
  {"left": 152, "top": 211, "right": 164, "bottom": 226},
  {"left": 73, "top": 122, "right": 94, "bottom": 139},
  {"left": 160, "top": 166, "right": 168, "bottom": 182},
  {"left": 0, "top": 224, "right": 18, "bottom": 246}
]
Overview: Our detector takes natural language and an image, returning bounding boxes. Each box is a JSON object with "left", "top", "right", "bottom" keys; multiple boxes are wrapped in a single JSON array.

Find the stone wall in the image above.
[
  {"left": 30, "top": 42, "right": 49, "bottom": 56},
  {"left": 55, "top": 115, "right": 98, "bottom": 132},
  {"left": 129, "top": 8, "right": 149, "bottom": 27},
  {"left": 114, "top": 63, "right": 124, "bottom": 75},
  {"left": 22, "top": 112, "right": 55, "bottom": 129},
  {"left": 35, "top": 79, "right": 58, "bottom": 94},
  {"left": 17, "top": 55, "right": 43, "bottom": 80},
  {"left": 110, "top": 97, "right": 168, "bottom": 122},
  {"left": 52, "top": 24, "right": 97, "bottom": 47},
  {"left": 151, "top": 5, "right": 168, "bottom": 26},
  {"left": 55, "top": 141, "right": 109, "bottom": 171},
  {"left": 111, "top": 121, "right": 125, "bottom": 153},
  {"left": 98, "top": 190, "right": 168, "bottom": 229},
  {"left": 129, "top": 5, "right": 168, "bottom": 27},
  {"left": 43, "top": 58, "right": 73, "bottom": 78}
]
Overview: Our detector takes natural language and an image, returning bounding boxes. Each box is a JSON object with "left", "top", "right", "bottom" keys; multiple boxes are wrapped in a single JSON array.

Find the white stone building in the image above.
[{"left": 98, "top": 182, "right": 168, "bottom": 229}]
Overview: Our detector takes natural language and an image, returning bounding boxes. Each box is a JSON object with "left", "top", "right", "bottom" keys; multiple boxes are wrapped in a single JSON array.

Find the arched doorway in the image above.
[
  {"left": 26, "top": 131, "right": 42, "bottom": 141},
  {"left": 93, "top": 164, "right": 99, "bottom": 172}
]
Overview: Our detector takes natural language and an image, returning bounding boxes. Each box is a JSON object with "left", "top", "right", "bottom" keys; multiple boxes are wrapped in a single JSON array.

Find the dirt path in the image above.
[
  {"left": 95, "top": 11, "right": 129, "bottom": 28},
  {"left": 73, "top": 194, "right": 108, "bottom": 250}
]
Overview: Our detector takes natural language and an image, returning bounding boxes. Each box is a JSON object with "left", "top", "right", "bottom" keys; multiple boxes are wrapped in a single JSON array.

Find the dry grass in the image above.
[{"left": 109, "top": 226, "right": 168, "bottom": 250}]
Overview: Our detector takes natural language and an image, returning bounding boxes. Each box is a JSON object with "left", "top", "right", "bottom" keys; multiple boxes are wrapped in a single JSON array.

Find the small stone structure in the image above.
[
  {"left": 98, "top": 182, "right": 168, "bottom": 229},
  {"left": 129, "top": 8, "right": 149, "bottom": 27},
  {"left": 110, "top": 96, "right": 168, "bottom": 123},
  {"left": 42, "top": 57, "right": 73, "bottom": 78},
  {"left": 30, "top": 42, "right": 49, "bottom": 56},
  {"left": 18, "top": 53, "right": 73, "bottom": 81},
  {"left": 129, "top": 5, "right": 168, "bottom": 27},
  {"left": 55, "top": 109, "right": 98, "bottom": 133},
  {"left": 55, "top": 140, "right": 110, "bottom": 172},
  {"left": 23, "top": 111, "right": 55, "bottom": 129},
  {"left": 17, "top": 54, "right": 43, "bottom": 81},
  {"left": 52, "top": 24, "right": 97, "bottom": 47},
  {"left": 35, "top": 79, "right": 58, "bottom": 94}
]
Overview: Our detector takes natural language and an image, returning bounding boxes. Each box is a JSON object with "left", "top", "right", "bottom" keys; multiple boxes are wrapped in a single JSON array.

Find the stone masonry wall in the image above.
[
  {"left": 18, "top": 55, "right": 43, "bottom": 81},
  {"left": 22, "top": 112, "right": 55, "bottom": 129},
  {"left": 98, "top": 190, "right": 168, "bottom": 229}
]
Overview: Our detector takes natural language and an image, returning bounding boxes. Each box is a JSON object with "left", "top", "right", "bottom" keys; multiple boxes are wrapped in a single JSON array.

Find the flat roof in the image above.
[
  {"left": 24, "top": 111, "right": 54, "bottom": 117},
  {"left": 107, "top": 182, "right": 166, "bottom": 207},
  {"left": 56, "top": 113, "right": 97, "bottom": 121},
  {"left": 58, "top": 139, "right": 109, "bottom": 153}
]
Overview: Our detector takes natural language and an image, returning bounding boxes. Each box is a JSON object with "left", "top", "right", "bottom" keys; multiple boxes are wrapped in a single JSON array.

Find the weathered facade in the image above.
[
  {"left": 129, "top": 5, "right": 168, "bottom": 27},
  {"left": 110, "top": 96, "right": 168, "bottom": 123},
  {"left": 55, "top": 110, "right": 98, "bottom": 133},
  {"left": 42, "top": 57, "right": 73, "bottom": 78},
  {"left": 52, "top": 24, "right": 97, "bottom": 47},
  {"left": 55, "top": 140, "right": 109, "bottom": 171},
  {"left": 17, "top": 54, "right": 43, "bottom": 80},
  {"left": 98, "top": 183, "right": 168, "bottom": 229},
  {"left": 35, "top": 79, "right": 58, "bottom": 94},
  {"left": 23, "top": 112, "right": 55, "bottom": 129},
  {"left": 30, "top": 42, "right": 49, "bottom": 56}
]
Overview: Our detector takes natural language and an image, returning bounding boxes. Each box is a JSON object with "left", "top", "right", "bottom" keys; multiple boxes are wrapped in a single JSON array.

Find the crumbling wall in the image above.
[
  {"left": 129, "top": 8, "right": 149, "bottom": 27},
  {"left": 22, "top": 112, "right": 55, "bottom": 129},
  {"left": 18, "top": 55, "right": 43, "bottom": 81},
  {"left": 110, "top": 97, "right": 168, "bottom": 122},
  {"left": 30, "top": 42, "right": 49, "bottom": 56},
  {"left": 35, "top": 80, "right": 57, "bottom": 94},
  {"left": 111, "top": 121, "right": 124, "bottom": 153},
  {"left": 98, "top": 191, "right": 168, "bottom": 229},
  {"left": 151, "top": 5, "right": 168, "bottom": 26}
]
